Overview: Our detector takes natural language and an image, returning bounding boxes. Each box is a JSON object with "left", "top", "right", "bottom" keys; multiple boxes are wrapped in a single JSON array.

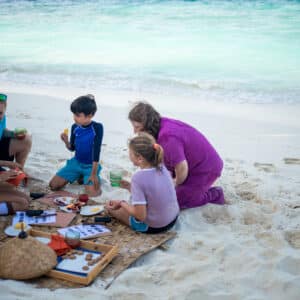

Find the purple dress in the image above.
[{"left": 157, "top": 117, "right": 225, "bottom": 209}]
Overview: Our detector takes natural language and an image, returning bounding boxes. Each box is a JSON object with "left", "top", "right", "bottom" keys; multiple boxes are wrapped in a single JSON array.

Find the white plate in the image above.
[
  {"left": 34, "top": 236, "right": 51, "bottom": 244},
  {"left": 4, "top": 225, "right": 32, "bottom": 237},
  {"left": 80, "top": 205, "right": 104, "bottom": 216},
  {"left": 53, "top": 196, "right": 76, "bottom": 206}
]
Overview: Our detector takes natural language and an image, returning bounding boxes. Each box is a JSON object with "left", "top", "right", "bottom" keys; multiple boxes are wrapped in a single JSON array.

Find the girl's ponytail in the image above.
[
  {"left": 129, "top": 133, "right": 164, "bottom": 169},
  {"left": 152, "top": 143, "right": 163, "bottom": 167}
]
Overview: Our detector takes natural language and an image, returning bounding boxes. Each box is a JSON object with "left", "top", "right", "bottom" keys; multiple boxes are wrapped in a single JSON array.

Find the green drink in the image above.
[
  {"left": 14, "top": 127, "right": 27, "bottom": 139},
  {"left": 110, "top": 170, "right": 122, "bottom": 187}
]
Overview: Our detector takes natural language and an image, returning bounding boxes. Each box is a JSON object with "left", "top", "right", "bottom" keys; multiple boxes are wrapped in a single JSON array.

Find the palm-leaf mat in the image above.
[{"left": 0, "top": 191, "right": 176, "bottom": 289}]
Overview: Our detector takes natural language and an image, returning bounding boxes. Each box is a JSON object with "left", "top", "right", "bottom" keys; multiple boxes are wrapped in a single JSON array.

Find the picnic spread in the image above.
[{"left": 0, "top": 190, "right": 176, "bottom": 289}]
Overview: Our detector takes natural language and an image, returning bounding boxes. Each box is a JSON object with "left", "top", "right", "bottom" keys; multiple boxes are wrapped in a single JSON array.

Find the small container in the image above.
[
  {"left": 63, "top": 128, "right": 69, "bottom": 135},
  {"left": 109, "top": 169, "right": 122, "bottom": 187},
  {"left": 14, "top": 127, "right": 27, "bottom": 140},
  {"left": 4, "top": 169, "right": 27, "bottom": 187},
  {"left": 65, "top": 230, "right": 81, "bottom": 248},
  {"left": 78, "top": 194, "right": 89, "bottom": 204}
]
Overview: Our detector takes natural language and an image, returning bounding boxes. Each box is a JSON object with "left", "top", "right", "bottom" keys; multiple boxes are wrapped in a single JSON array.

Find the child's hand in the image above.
[
  {"left": 105, "top": 200, "right": 122, "bottom": 210},
  {"left": 87, "top": 174, "right": 100, "bottom": 191},
  {"left": 120, "top": 180, "right": 131, "bottom": 191},
  {"left": 1, "top": 161, "right": 23, "bottom": 171},
  {"left": 0, "top": 170, "right": 18, "bottom": 182},
  {"left": 60, "top": 132, "right": 68, "bottom": 144}
]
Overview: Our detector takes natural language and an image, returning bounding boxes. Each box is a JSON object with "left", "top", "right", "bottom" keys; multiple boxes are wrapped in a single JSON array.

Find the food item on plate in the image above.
[
  {"left": 66, "top": 201, "right": 84, "bottom": 212},
  {"left": 91, "top": 207, "right": 100, "bottom": 213},
  {"left": 14, "top": 222, "right": 27, "bottom": 230}
]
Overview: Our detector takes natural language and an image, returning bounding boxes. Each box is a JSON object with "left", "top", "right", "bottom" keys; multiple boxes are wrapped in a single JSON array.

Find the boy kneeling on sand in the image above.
[{"left": 49, "top": 95, "right": 103, "bottom": 197}]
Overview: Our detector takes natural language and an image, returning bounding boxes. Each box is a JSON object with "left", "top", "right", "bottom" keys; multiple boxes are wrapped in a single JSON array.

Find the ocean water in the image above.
[{"left": 0, "top": 0, "right": 300, "bottom": 103}]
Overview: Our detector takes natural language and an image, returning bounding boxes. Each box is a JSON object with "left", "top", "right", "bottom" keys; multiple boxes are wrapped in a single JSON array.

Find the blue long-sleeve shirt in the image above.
[{"left": 69, "top": 121, "right": 103, "bottom": 165}]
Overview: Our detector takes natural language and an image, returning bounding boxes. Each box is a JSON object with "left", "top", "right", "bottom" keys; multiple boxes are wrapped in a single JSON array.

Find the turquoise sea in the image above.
[{"left": 0, "top": 0, "right": 300, "bottom": 103}]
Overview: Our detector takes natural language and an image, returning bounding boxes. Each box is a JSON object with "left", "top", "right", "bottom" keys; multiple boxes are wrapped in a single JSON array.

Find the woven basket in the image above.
[{"left": 0, "top": 234, "right": 57, "bottom": 280}]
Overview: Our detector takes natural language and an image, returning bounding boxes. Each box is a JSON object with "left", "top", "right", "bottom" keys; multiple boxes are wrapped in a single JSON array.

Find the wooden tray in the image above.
[{"left": 29, "top": 229, "right": 118, "bottom": 285}]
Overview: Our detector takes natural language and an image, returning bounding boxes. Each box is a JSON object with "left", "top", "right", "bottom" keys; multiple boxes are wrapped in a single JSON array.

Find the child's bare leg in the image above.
[
  {"left": 9, "top": 135, "right": 32, "bottom": 169},
  {"left": 49, "top": 175, "right": 68, "bottom": 191},
  {"left": 85, "top": 185, "right": 102, "bottom": 197},
  {"left": 108, "top": 207, "right": 130, "bottom": 226}
]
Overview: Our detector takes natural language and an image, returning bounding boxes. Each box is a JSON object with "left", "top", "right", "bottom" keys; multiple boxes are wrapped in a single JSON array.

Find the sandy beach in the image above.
[{"left": 0, "top": 86, "right": 299, "bottom": 299}]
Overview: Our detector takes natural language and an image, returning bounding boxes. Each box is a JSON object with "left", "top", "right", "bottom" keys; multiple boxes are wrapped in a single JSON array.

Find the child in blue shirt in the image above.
[{"left": 49, "top": 95, "right": 103, "bottom": 196}]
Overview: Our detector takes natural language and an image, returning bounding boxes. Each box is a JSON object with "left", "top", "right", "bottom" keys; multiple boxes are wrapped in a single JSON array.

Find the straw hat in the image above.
[{"left": 0, "top": 233, "right": 57, "bottom": 280}]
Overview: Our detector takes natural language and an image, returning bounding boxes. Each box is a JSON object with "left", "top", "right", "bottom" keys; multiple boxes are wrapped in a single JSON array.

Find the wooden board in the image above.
[{"left": 29, "top": 229, "right": 118, "bottom": 285}]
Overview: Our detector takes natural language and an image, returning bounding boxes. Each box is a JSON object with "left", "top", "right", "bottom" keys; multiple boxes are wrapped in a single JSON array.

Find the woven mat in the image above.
[{"left": 0, "top": 191, "right": 176, "bottom": 289}]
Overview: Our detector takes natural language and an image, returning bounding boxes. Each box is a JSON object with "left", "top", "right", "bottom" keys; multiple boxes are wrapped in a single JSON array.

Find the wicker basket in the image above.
[{"left": 0, "top": 234, "right": 57, "bottom": 280}]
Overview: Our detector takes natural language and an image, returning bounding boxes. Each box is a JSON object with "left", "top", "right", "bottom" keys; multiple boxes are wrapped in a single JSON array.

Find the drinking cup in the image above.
[
  {"left": 79, "top": 193, "right": 89, "bottom": 204},
  {"left": 65, "top": 230, "right": 81, "bottom": 248},
  {"left": 14, "top": 127, "right": 27, "bottom": 140},
  {"left": 109, "top": 169, "right": 122, "bottom": 187}
]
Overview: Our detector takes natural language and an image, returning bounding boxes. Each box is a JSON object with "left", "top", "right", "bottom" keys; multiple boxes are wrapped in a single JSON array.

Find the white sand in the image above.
[{"left": 1, "top": 85, "right": 300, "bottom": 300}]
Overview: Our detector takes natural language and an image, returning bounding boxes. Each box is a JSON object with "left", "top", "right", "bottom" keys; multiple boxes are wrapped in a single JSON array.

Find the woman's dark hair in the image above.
[
  {"left": 128, "top": 101, "right": 161, "bottom": 139},
  {"left": 71, "top": 94, "right": 97, "bottom": 116},
  {"left": 129, "top": 132, "right": 163, "bottom": 169}
]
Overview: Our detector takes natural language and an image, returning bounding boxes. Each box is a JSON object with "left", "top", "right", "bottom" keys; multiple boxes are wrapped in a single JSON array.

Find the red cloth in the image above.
[
  {"left": 0, "top": 169, "right": 27, "bottom": 187},
  {"left": 47, "top": 234, "right": 71, "bottom": 256}
]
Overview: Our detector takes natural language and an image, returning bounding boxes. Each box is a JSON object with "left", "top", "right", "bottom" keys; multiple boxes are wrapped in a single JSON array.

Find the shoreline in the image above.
[
  {"left": 3, "top": 84, "right": 300, "bottom": 164},
  {"left": 3, "top": 81, "right": 300, "bottom": 125}
]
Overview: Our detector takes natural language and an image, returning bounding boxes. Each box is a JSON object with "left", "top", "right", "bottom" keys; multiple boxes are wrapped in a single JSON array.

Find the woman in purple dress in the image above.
[{"left": 128, "top": 102, "right": 225, "bottom": 209}]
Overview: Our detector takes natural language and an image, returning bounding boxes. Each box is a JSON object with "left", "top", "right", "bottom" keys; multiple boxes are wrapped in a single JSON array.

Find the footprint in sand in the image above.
[
  {"left": 234, "top": 181, "right": 262, "bottom": 202},
  {"left": 17, "top": 112, "right": 31, "bottom": 119},
  {"left": 283, "top": 158, "right": 300, "bottom": 165},
  {"left": 284, "top": 230, "right": 300, "bottom": 249},
  {"left": 254, "top": 162, "right": 276, "bottom": 172},
  {"left": 201, "top": 205, "right": 233, "bottom": 224},
  {"left": 255, "top": 231, "right": 284, "bottom": 249},
  {"left": 242, "top": 210, "right": 272, "bottom": 229},
  {"left": 277, "top": 256, "right": 300, "bottom": 276},
  {"left": 236, "top": 189, "right": 262, "bottom": 203}
]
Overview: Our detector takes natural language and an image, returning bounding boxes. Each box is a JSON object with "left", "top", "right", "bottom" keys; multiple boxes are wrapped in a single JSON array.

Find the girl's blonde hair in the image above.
[{"left": 129, "top": 132, "right": 163, "bottom": 168}]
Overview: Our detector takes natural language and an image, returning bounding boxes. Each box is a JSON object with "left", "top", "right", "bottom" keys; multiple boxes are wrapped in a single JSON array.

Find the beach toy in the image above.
[
  {"left": 63, "top": 128, "right": 69, "bottom": 135},
  {"left": 0, "top": 230, "right": 57, "bottom": 280},
  {"left": 14, "top": 127, "right": 27, "bottom": 140},
  {"left": 110, "top": 169, "right": 122, "bottom": 187}
]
